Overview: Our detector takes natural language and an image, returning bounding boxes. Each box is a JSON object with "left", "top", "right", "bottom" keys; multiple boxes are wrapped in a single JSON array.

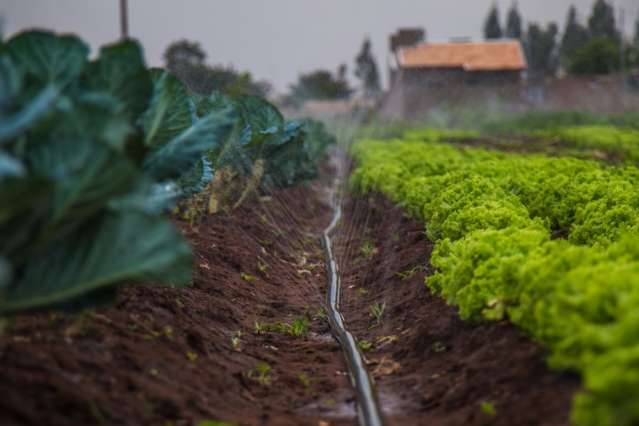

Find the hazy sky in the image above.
[{"left": 2, "top": 1, "right": 638, "bottom": 93}]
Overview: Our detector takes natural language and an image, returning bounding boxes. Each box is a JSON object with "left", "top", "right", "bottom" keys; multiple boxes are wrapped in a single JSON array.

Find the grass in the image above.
[
  {"left": 298, "top": 372, "right": 312, "bottom": 393},
  {"left": 358, "top": 340, "right": 373, "bottom": 351},
  {"left": 395, "top": 264, "right": 425, "bottom": 280},
  {"left": 369, "top": 302, "right": 386, "bottom": 328},
  {"left": 247, "top": 361, "right": 272, "bottom": 386},
  {"left": 240, "top": 272, "right": 257, "bottom": 283},
  {"left": 253, "top": 317, "right": 309, "bottom": 338},
  {"left": 360, "top": 239, "right": 378, "bottom": 260},
  {"left": 480, "top": 401, "right": 497, "bottom": 417}
]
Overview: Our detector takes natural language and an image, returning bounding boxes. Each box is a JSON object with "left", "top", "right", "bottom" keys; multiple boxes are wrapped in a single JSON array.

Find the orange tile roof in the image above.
[{"left": 398, "top": 40, "right": 527, "bottom": 71}]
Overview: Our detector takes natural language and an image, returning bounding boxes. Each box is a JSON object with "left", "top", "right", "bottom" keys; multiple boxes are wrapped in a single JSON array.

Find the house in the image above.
[
  {"left": 381, "top": 34, "right": 528, "bottom": 118},
  {"left": 392, "top": 39, "right": 527, "bottom": 88}
]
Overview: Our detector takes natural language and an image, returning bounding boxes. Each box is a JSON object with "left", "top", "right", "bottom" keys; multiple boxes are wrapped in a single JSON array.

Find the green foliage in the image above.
[
  {"left": 587, "top": 0, "right": 619, "bottom": 42},
  {"left": 196, "top": 421, "right": 235, "bottom": 426},
  {"left": 480, "top": 401, "right": 497, "bottom": 417},
  {"left": 247, "top": 361, "right": 272, "bottom": 386},
  {"left": 351, "top": 138, "right": 639, "bottom": 425},
  {"left": 536, "top": 126, "right": 639, "bottom": 163},
  {"left": 253, "top": 317, "right": 309, "bottom": 338},
  {"left": 560, "top": 6, "right": 590, "bottom": 65},
  {"left": 354, "top": 38, "right": 381, "bottom": 98},
  {"left": 569, "top": 37, "right": 620, "bottom": 75},
  {"left": 505, "top": 3, "right": 523, "bottom": 39},
  {"left": 483, "top": 5, "right": 503, "bottom": 39},
  {"left": 164, "top": 39, "right": 270, "bottom": 97},
  {"left": 369, "top": 302, "right": 386, "bottom": 327},
  {"left": 284, "top": 68, "right": 352, "bottom": 106},
  {"left": 524, "top": 22, "right": 559, "bottom": 78},
  {"left": 0, "top": 30, "right": 334, "bottom": 315}
]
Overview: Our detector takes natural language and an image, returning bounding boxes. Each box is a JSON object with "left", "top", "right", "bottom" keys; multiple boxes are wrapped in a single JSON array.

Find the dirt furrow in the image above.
[
  {"left": 334, "top": 193, "right": 580, "bottom": 426},
  {"left": 0, "top": 183, "right": 357, "bottom": 426}
]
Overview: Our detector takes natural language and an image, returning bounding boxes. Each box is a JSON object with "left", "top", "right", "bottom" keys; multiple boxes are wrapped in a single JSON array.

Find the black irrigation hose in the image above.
[{"left": 321, "top": 192, "right": 385, "bottom": 426}]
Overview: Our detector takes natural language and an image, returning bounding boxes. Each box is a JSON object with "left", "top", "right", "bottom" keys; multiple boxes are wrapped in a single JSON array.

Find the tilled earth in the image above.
[
  {"left": 0, "top": 179, "right": 579, "bottom": 425},
  {"left": 334, "top": 193, "right": 580, "bottom": 426}
]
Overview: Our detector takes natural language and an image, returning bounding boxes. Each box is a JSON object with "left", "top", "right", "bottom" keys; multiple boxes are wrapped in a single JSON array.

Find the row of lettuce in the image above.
[
  {"left": 0, "top": 31, "right": 334, "bottom": 315},
  {"left": 351, "top": 134, "right": 639, "bottom": 426}
]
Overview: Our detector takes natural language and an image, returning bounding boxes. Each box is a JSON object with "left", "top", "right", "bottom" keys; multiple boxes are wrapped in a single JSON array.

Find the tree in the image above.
[
  {"left": 569, "top": 36, "right": 620, "bottom": 74},
  {"left": 285, "top": 68, "right": 352, "bottom": 106},
  {"left": 634, "top": 13, "right": 639, "bottom": 46},
  {"left": 163, "top": 40, "right": 270, "bottom": 97},
  {"left": 164, "top": 40, "right": 207, "bottom": 72},
  {"left": 484, "top": 4, "right": 503, "bottom": 39},
  {"left": 588, "top": 0, "right": 619, "bottom": 42},
  {"left": 505, "top": 2, "right": 523, "bottom": 39},
  {"left": 524, "top": 22, "right": 560, "bottom": 79},
  {"left": 354, "top": 38, "right": 381, "bottom": 98},
  {"left": 560, "top": 5, "right": 590, "bottom": 65}
]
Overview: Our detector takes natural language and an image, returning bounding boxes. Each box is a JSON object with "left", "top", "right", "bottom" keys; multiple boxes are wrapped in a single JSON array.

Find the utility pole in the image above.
[{"left": 120, "top": 0, "right": 129, "bottom": 40}]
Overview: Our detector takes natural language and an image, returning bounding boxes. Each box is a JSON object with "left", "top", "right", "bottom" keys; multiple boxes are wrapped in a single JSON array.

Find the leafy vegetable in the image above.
[
  {"left": 0, "top": 30, "right": 334, "bottom": 315},
  {"left": 351, "top": 136, "right": 639, "bottom": 425}
]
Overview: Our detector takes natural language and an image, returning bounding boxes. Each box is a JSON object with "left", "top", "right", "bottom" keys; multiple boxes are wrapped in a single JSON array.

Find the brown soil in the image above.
[
  {"left": 334, "top": 193, "right": 581, "bottom": 426},
  {"left": 0, "top": 177, "right": 581, "bottom": 426},
  {"left": 0, "top": 182, "right": 357, "bottom": 426}
]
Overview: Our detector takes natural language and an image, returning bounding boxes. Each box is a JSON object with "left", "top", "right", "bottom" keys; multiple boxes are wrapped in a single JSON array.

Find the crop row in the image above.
[
  {"left": 351, "top": 138, "right": 639, "bottom": 426},
  {"left": 0, "top": 31, "right": 334, "bottom": 315}
]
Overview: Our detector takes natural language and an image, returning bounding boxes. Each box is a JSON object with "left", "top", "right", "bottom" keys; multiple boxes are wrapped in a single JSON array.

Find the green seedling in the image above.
[
  {"left": 358, "top": 340, "right": 373, "bottom": 351},
  {"left": 254, "top": 318, "right": 309, "bottom": 338},
  {"left": 257, "top": 259, "right": 269, "bottom": 275},
  {"left": 248, "top": 361, "right": 272, "bottom": 386},
  {"left": 369, "top": 302, "right": 386, "bottom": 327},
  {"left": 254, "top": 321, "right": 266, "bottom": 335},
  {"left": 298, "top": 372, "right": 312, "bottom": 393},
  {"left": 231, "top": 330, "right": 243, "bottom": 350},
  {"left": 314, "top": 308, "right": 328, "bottom": 321},
  {"left": 360, "top": 239, "right": 378, "bottom": 260},
  {"left": 357, "top": 288, "right": 369, "bottom": 297},
  {"left": 432, "top": 341, "right": 447, "bottom": 353},
  {"left": 241, "top": 273, "right": 257, "bottom": 283},
  {"left": 231, "top": 336, "right": 241, "bottom": 350},
  {"left": 395, "top": 265, "right": 425, "bottom": 280},
  {"left": 196, "top": 420, "right": 236, "bottom": 426},
  {"left": 480, "top": 401, "right": 497, "bottom": 417}
]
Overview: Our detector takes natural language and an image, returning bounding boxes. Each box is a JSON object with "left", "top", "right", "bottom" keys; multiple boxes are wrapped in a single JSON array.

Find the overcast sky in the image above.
[{"left": 2, "top": 0, "right": 638, "bottom": 93}]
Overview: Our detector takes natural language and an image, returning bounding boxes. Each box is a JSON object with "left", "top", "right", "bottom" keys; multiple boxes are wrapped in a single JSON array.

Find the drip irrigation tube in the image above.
[{"left": 321, "top": 191, "right": 385, "bottom": 426}]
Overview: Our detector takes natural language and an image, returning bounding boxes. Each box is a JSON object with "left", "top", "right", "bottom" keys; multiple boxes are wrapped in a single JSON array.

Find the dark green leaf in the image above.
[
  {"left": 143, "top": 106, "right": 235, "bottom": 181},
  {"left": 0, "top": 85, "right": 58, "bottom": 144},
  {"left": 28, "top": 138, "right": 138, "bottom": 232},
  {"left": 0, "top": 176, "right": 52, "bottom": 257},
  {"left": 0, "top": 257, "right": 10, "bottom": 290},
  {"left": 84, "top": 40, "right": 152, "bottom": 121},
  {"left": 234, "top": 96, "right": 284, "bottom": 132},
  {"left": 6, "top": 30, "right": 89, "bottom": 88},
  {"left": 141, "top": 71, "right": 193, "bottom": 148},
  {"left": 0, "top": 211, "right": 191, "bottom": 314},
  {"left": 0, "top": 56, "right": 21, "bottom": 110},
  {"left": 0, "top": 150, "right": 24, "bottom": 178}
]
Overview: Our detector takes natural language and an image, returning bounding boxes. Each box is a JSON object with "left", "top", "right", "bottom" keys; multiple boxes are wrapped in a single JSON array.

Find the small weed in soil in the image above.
[
  {"left": 360, "top": 239, "right": 378, "bottom": 260},
  {"left": 480, "top": 401, "right": 498, "bottom": 417},
  {"left": 253, "top": 317, "right": 309, "bottom": 338},
  {"left": 196, "top": 420, "right": 236, "bottom": 426},
  {"left": 358, "top": 340, "right": 373, "bottom": 351},
  {"left": 369, "top": 302, "right": 386, "bottom": 328},
  {"left": 298, "top": 372, "right": 312, "bottom": 393},
  {"left": 240, "top": 273, "right": 257, "bottom": 283},
  {"left": 247, "top": 362, "right": 272, "bottom": 386}
]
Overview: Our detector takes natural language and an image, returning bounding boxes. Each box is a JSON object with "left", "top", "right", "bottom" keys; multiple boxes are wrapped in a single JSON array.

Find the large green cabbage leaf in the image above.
[{"left": 0, "top": 211, "right": 191, "bottom": 315}]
